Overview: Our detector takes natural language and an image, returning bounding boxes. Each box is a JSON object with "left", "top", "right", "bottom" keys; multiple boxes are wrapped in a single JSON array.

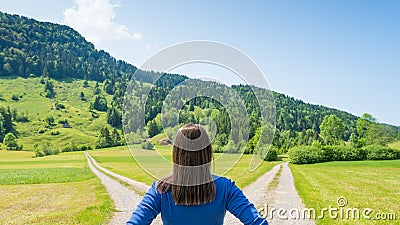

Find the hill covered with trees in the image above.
[{"left": 0, "top": 11, "right": 398, "bottom": 155}]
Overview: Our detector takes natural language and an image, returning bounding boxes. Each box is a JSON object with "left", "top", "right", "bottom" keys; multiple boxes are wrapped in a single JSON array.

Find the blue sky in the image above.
[{"left": 0, "top": 0, "right": 399, "bottom": 125}]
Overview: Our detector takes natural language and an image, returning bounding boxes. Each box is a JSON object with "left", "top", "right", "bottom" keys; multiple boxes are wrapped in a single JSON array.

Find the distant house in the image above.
[{"left": 62, "top": 123, "right": 71, "bottom": 128}]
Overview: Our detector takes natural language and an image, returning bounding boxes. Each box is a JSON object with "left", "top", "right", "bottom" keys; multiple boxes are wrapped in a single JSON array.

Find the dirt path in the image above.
[
  {"left": 85, "top": 152, "right": 162, "bottom": 225},
  {"left": 263, "top": 162, "right": 315, "bottom": 225},
  {"left": 243, "top": 163, "right": 282, "bottom": 207},
  {"left": 223, "top": 163, "right": 283, "bottom": 224}
]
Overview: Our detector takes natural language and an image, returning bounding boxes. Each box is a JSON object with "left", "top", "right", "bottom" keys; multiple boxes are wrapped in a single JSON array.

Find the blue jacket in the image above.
[{"left": 126, "top": 176, "right": 268, "bottom": 225}]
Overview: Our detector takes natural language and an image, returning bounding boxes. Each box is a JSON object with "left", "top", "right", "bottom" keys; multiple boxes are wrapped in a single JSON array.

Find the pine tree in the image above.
[
  {"left": 44, "top": 79, "right": 55, "bottom": 98},
  {"left": 96, "top": 127, "right": 112, "bottom": 148},
  {"left": 93, "top": 95, "right": 107, "bottom": 111},
  {"left": 111, "top": 128, "right": 122, "bottom": 146},
  {"left": 80, "top": 91, "right": 85, "bottom": 101},
  {"left": 107, "top": 106, "right": 121, "bottom": 127}
]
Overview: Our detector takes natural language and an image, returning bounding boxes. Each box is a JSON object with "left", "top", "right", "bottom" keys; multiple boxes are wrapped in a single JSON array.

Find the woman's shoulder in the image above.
[{"left": 213, "top": 175, "right": 237, "bottom": 189}]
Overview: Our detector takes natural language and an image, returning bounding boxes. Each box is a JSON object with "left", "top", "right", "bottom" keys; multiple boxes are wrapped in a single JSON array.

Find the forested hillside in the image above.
[{"left": 0, "top": 11, "right": 398, "bottom": 153}]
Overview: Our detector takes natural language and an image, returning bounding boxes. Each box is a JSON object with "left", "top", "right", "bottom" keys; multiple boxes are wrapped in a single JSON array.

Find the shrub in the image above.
[
  {"left": 91, "top": 112, "right": 99, "bottom": 118},
  {"left": 337, "top": 146, "right": 367, "bottom": 161},
  {"left": 213, "top": 145, "right": 222, "bottom": 153},
  {"left": 289, "top": 146, "right": 325, "bottom": 164},
  {"left": 141, "top": 141, "right": 154, "bottom": 150},
  {"left": 35, "top": 142, "right": 59, "bottom": 157},
  {"left": 50, "top": 130, "right": 60, "bottom": 136},
  {"left": 38, "top": 129, "right": 46, "bottom": 134},
  {"left": 35, "top": 150, "right": 45, "bottom": 157},
  {"left": 125, "top": 132, "right": 144, "bottom": 144},
  {"left": 289, "top": 144, "right": 399, "bottom": 164},
  {"left": 55, "top": 102, "right": 65, "bottom": 110},
  {"left": 323, "top": 145, "right": 367, "bottom": 161},
  {"left": 262, "top": 146, "right": 278, "bottom": 161},
  {"left": 3, "top": 133, "right": 18, "bottom": 148},
  {"left": 45, "top": 115, "right": 54, "bottom": 125},
  {"left": 16, "top": 113, "right": 29, "bottom": 122},
  {"left": 62, "top": 142, "right": 91, "bottom": 152},
  {"left": 58, "top": 119, "right": 68, "bottom": 124},
  {"left": 364, "top": 145, "right": 400, "bottom": 160},
  {"left": 3, "top": 133, "right": 22, "bottom": 150},
  {"left": 224, "top": 140, "right": 238, "bottom": 153},
  {"left": 11, "top": 94, "right": 19, "bottom": 101},
  {"left": 62, "top": 142, "right": 75, "bottom": 152}
]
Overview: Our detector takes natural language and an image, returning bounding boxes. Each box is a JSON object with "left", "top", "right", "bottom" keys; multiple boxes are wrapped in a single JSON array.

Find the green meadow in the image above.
[
  {"left": 0, "top": 150, "right": 113, "bottom": 225},
  {"left": 0, "top": 77, "right": 112, "bottom": 150},
  {"left": 290, "top": 160, "right": 400, "bottom": 224}
]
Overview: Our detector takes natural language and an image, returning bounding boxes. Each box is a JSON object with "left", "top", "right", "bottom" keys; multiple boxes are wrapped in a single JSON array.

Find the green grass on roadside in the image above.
[
  {"left": 0, "top": 150, "right": 113, "bottom": 225},
  {"left": 0, "top": 168, "right": 94, "bottom": 185},
  {"left": 90, "top": 146, "right": 160, "bottom": 185},
  {"left": 0, "top": 150, "right": 87, "bottom": 168},
  {"left": 0, "top": 179, "right": 113, "bottom": 225},
  {"left": 290, "top": 160, "right": 400, "bottom": 225},
  {"left": 224, "top": 156, "right": 281, "bottom": 188}
]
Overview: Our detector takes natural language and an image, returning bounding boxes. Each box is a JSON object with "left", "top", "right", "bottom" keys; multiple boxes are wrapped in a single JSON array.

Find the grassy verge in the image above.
[
  {"left": 90, "top": 146, "right": 156, "bottom": 185},
  {"left": 224, "top": 156, "right": 281, "bottom": 188},
  {"left": 0, "top": 150, "right": 113, "bottom": 224},
  {"left": 0, "top": 179, "right": 112, "bottom": 225},
  {"left": 290, "top": 160, "right": 400, "bottom": 224},
  {"left": 0, "top": 167, "right": 93, "bottom": 185}
]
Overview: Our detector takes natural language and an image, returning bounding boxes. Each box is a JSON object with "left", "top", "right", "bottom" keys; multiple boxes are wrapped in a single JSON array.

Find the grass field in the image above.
[
  {"left": 0, "top": 150, "right": 113, "bottom": 225},
  {"left": 89, "top": 145, "right": 281, "bottom": 188},
  {"left": 0, "top": 77, "right": 112, "bottom": 150},
  {"left": 290, "top": 160, "right": 400, "bottom": 224}
]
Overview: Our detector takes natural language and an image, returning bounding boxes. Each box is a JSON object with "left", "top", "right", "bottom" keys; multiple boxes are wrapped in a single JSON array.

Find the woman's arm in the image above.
[
  {"left": 126, "top": 182, "right": 161, "bottom": 225},
  {"left": 226, "top": 180, "right": 268, "bottom": 225}
]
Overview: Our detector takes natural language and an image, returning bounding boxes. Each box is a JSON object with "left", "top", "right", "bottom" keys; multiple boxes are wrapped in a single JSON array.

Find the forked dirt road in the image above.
[{"left": 85, "top": 152, "right": 314, "bottom": 225}]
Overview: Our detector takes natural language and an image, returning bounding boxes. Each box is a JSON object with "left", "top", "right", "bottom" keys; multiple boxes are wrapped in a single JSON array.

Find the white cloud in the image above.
[
  {"left": 132, "top": 32, "right": 143, "bottom": 40},
  {"left": 63, "top": 0, "right": 142, "bottom": 47}
]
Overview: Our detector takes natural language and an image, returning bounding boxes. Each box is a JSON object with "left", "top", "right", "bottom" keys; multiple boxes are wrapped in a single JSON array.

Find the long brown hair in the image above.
[{"left": 156, "top": 123, "right": 216, "bottom": 205}]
